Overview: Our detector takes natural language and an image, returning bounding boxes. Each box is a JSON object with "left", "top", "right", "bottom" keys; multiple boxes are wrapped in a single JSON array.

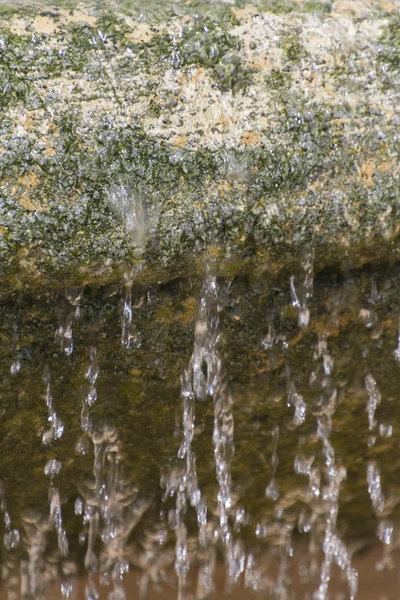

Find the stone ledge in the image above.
[{"left": 0, "top": 0, "right": 399, "bottom": 289}]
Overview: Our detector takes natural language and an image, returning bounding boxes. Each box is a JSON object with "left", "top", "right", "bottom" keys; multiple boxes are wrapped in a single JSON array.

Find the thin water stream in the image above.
[{"left": 2, "top": 256, "right": 400, "bottom": 598}]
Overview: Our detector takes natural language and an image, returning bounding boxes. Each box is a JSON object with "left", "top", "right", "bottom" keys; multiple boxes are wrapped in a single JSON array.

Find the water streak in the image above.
[
  {"left": 42, "top": 366, "right": 64, "bottom": 445},
  {"left": 55, "top": 288, "right": 84, "bottom": 355},
  {"left": 289, "top": 250, "right": 314, "bottom": 329},
  {"left": 311, "top": 337, "right": 357, "bottom": 600},
  {"left": 365, "top": 373, "right": 381, "bottom": 432},
  {"left": 41, "top": 368, "right": 68, "bottom": 565},
  {"left": 367, "top": 461, "right": 385, "bottom": 514},
  {"left": 77, "top": 348, "right": 150, "bottom": 599},
  {"left": 286, "top": 367, "right": 306, "bottom": 426},
  {"left": 121, "top": 266, "right": 143, "bottom": 349},
  {"left": 265, "top": 426, "right": 280, "bottom": 501}
]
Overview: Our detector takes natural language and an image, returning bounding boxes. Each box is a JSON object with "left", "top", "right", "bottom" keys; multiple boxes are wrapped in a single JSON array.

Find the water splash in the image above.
[
  {"left": 108, "top": 183, "right": 158, "bottom": 350},
  {"left": 0, "top": 483, "right": 20, "bottom": 600},
  {"left": 311, "top": 337, "right": 357, "bottom": 600},
  {"left": 376, "top": 519, "right": 394, "bottom": 570},
  {"left": 164, "top": 273, "right": 241, "bottom": 597},
  {"left": 301, "top": 249, "right": 315, "bottom": 300},
  {"left": 20, "top": 510, "right": 52, "bottom": 599},
  {"left": 315, "top": 436, "right": 357, "bottom": 600},
  {"left": 164, "top": 276, "right": 220, "bottom": 599},
  {"left": 177, "top": 366, "right": 207, "bottom": 531},
  {"left": 200, "top": 275, "right": 240, "bottom": 590},
  {"left": 107, "top": 184, "right": 155, "bottom": 247}
]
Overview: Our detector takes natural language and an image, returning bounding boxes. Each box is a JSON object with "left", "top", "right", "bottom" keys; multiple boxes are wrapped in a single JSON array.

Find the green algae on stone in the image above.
[
  {"left": 280, "top": 32, "right": 308, "bottom": 63},
  {"left": 379, "top": 13, "right": 400, "bottom": 70},
  {"left": 265, "top": 68, "right": 291, "bottom": 90}
]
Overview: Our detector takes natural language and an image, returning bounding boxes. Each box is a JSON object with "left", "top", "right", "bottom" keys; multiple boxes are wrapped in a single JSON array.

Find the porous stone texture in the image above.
[{"left": 0, "top": 0, "right": 399, "bottom": 291}]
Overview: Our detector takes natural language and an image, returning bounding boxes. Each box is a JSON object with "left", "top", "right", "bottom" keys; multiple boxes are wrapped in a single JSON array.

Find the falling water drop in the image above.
[{"left": 10, "top": 360, "right": 21, "bottom": 375}]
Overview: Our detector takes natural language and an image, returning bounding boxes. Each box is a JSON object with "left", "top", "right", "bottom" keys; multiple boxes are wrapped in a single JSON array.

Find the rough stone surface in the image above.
[{"left": 0, "top": 0, "right": 399, "bottom": 291}]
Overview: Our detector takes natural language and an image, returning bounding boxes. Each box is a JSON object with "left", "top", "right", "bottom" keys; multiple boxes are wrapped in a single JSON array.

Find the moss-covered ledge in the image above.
[{"left": 0, "top": 0, "right": 399, "bottom": 292}]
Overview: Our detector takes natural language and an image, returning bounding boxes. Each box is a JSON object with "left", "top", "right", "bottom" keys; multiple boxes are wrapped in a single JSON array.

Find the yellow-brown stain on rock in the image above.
[
  {"left": 190, "top": 67, "right": 207, "bottom": 84},
  {"left": 380, "top": 0, "right": 395, "bottom": 11},
  {"left": 58, "top": 9, "right": 97, "bottom": 26},
  {"left": 378, "top": 161, "right": 396, "bottom": 173},
  {"left": 172, "top": 136, "right": 187, "bottom": 148},
  {"left": 218, "top": 182, "right": 234, "bottom": 200},
  {"left": 127, "top": 23, "right": 154, "bottom": 43},
  {"left": 213, "top": 117, "right": 232, "bottom": 133},
  {"left": 308, "top": 174, "right": 329, "bottom": 192},
  {"left": 232, "top": 4, "right": 259, "bottom": 21},
  {"left": 38, "top": 136, "right": 56, "bottom": 157},
  {"left": 18, "top": 112, "right": 35, "bottom": 132},
  {"left": 129, "top": 369, "right": 142, "bottom": 377},
  {"left": 30, "top": 16, "right": 59, "bottom": 35},
  {"left": 241, "top": 131, "right": 261, "bottom": 146},
  {"left": 14, "top": 172, "right": 47, "bottom": 211},
  {"left": 248, "top": 57, "right": 271, "bottom": 70},
  {"left": 11, "top": 10, "right": 97, "bottom": 36},
  {"left": 43, "top": 146, "right": 56, "bottom": 157},
  {"left": 360, "top": 161, "right": 375, "bottom": 187},
  {"left": 154, "top": 296, "right": 196, "bottom": 324}
]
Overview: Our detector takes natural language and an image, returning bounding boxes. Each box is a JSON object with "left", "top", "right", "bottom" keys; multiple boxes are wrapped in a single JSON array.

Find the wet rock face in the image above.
[
  {"left": 2, "top": 258, "right": 400, "bottom": 597},
  {"left": 0, "top": 0, "right": 400, "bottom": 291}
]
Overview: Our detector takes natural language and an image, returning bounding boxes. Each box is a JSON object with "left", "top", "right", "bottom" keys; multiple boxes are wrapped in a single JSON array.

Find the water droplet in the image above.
[
  {"left": 44, "top": 459, "right": 62, "bottom": 479},
  {"left": 10, "top": 360, "right": 21, "bottom": 375}
]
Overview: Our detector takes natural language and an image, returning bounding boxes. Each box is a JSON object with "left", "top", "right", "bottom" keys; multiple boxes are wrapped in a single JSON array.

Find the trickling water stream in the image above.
[{"left": 3, "top": 256, "right": 400, "bottom": 598}]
